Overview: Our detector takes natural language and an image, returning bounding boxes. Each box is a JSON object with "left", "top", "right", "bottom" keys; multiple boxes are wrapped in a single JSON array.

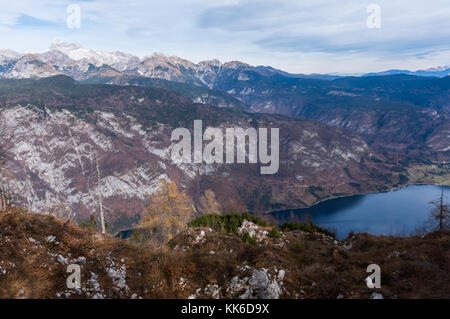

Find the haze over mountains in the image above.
[
  {"left": 0, "top": 41, "right": 449, "bottom": 230},
  {"left": 0, "top": 40, "right": 449, "bottom": 81}
]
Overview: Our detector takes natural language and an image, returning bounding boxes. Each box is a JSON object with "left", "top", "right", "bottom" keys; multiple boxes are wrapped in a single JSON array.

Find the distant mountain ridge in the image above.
[
  {"left": 1, "top": 40, "right": 448, "bottom": 82},
  {"left": 364, "top": 66, "right": 450, "bottom": 78}
]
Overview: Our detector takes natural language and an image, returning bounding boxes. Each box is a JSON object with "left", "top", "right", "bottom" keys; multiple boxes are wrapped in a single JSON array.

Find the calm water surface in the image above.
[{"left": 270, "top": 184, "right": 450, "bottom": 238}]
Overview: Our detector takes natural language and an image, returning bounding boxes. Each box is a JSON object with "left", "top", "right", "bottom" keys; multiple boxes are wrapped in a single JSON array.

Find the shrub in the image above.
[
  {"left": 79, "top": 214, "right": 97, "bottom": 230},
  {"left": 268, "top": 227, "right": 281, "bottom": 238},
  {"left": 279, "top": 221, "right": 335, "bottom": 238},
  {"left": 188, "top": 212, "right": 267, "bottom": 235},
  {"left": 240, "top": 231, "right": 257, "bottom": 245}
]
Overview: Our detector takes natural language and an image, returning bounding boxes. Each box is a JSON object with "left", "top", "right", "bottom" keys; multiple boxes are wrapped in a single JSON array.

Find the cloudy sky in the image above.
[{"left": 0, "top": 0, "right": 449, "bottom": 74}]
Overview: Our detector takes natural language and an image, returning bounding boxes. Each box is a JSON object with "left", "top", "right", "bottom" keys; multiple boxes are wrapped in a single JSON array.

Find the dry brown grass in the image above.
[{"left": 0, "top": 208, "right": 449, "bottom": 299}]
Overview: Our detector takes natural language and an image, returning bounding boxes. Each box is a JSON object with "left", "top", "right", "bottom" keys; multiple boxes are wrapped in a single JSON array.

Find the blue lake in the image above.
[{"left": 270, "top": 184, "right": 450, "bottom": 239}]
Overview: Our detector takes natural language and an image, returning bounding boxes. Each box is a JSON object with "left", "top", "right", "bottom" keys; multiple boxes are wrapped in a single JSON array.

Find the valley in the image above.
[
  {"left": 0, "top": 41, "right": 448, "bottom": 234},
  {"left": 0, "top": 76, "right": 406, "bottom": 232}
]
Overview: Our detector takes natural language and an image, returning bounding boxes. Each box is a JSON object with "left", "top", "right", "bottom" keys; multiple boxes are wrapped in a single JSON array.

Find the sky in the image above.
[{"left": 0, "top": 0, "right": 449, "bottom": 74}]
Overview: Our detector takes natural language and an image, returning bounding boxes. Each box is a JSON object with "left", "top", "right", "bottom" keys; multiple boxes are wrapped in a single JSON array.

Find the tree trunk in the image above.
[
  {"left": 96, "top": 157, "right": 106, "bottom": 234},
  {"left": 439, "top": 190, "right": 444, "bottom": 231}
]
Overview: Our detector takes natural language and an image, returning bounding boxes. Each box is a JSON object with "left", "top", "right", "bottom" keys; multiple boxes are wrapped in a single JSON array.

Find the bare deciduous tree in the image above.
[
  {"left": 25, "top": 177, "right": 34, "bottom": 214},
  {"left": 0, "top": 109, "right": 14, "bottom": 211},
  {"left": 0, "top": 110, "right": 7, "bottom": 164},
  {"left": 96, "top": 156, "right": 106, "bottom": 234},
  {"left": 427, "top": 190, "right": 449, "bottom": 232},
  {"left": 0, "top": 184, "right": 13, "bottom": 210},
  {"left": 198, "top": 189, "right": 222, "bottom": 215},
  {"left": 47, "top": 202, "right": 76, "bottom": 223}
]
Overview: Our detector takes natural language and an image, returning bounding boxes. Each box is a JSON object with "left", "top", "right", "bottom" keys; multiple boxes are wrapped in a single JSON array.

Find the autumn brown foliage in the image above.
[{"left": 139, "top": 180, "right": 193, "bottom": 246}]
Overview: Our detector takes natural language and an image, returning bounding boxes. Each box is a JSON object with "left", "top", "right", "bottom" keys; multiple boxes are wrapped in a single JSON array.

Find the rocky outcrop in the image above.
[
  {"left": 238, "top": 220, "right": 268, "bottom": 243},
  {"left": 239, "top": 268, "right": 282, "bottom": 299}
]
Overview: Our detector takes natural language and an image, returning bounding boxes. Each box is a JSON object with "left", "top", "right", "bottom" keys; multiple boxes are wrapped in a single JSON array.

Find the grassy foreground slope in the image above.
[{"left": 0, "top": 208, "right": 448, "bottom": 299}]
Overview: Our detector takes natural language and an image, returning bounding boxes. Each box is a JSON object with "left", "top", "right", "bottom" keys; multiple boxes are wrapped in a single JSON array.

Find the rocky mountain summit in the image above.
[{"left": 1, "top": 209, "right": 448, "bottom": 299}]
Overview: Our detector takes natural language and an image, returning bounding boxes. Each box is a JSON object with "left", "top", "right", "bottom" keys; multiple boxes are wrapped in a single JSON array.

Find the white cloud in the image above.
[{"left": 0, "top": 0, "right": 448, "bottom": 73}]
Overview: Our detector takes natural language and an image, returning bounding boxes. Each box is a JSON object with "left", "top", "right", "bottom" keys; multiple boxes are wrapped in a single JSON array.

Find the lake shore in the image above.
[
  {"left": 266, "top": 182, "right": 450, "bottom": 215},
  {"left": 268, "top": 184, "right": 450, "bottom": 238}
]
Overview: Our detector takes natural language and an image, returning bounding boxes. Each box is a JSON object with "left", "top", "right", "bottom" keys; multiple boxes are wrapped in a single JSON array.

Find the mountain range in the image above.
[
  {"left": 2, "top": 41, "right": 448, "bottom": 159},
  {"left": 364, "top": 66, "right": 450, "bottom": 78},
  {"left": 1, "top": 40, "right": 449, "bottom": 81}
]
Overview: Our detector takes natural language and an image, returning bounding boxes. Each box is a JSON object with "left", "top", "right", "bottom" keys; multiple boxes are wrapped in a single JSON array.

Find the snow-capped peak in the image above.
[
  {"left": 39, "top": 50, "right": 74, "bottom": 67},
  {"left": 142, "top": 53, "right": 196, "bottom": 69},
  {"left": 198, "top": 59, "right": 222, "bottom": 68},
  {"left": 4, "top": 54, "right": 62, "bottom": 79},
  {"left": 223, "top": 61, "right": 250, "bottom": 69},
  {"left": 50, "top": 39, "right": 83, "bottom": 51},
  {"left": 48, "top": 39, "right": 140, "bottom": 71},
  {"left": 0, "top": 49, "right": 23, "bottom": 61}
]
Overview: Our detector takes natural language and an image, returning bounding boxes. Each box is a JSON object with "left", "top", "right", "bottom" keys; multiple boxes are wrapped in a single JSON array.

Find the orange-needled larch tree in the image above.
[{"left": 139, "top": 180, "right": 193, "bottom": 246}]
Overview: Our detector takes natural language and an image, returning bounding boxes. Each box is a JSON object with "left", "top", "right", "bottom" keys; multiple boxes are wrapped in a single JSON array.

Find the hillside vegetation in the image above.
[
  {"left": 0, "top": 208, "right": 448, "bottom": 299},
  {"left": 0, "top": 76, "right": 409, "bottom": 232}
]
